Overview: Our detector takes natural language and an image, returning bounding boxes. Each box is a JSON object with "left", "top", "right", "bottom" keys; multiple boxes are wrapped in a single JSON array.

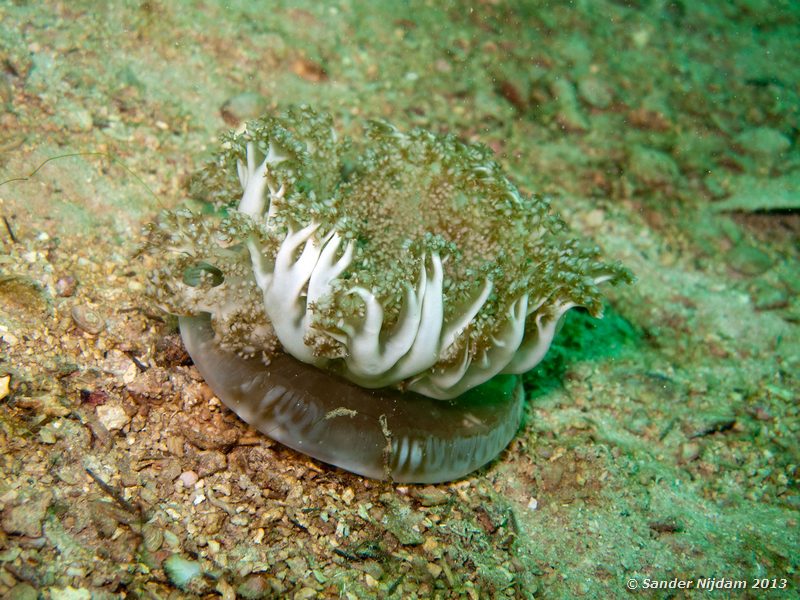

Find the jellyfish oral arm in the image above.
[{"left": 237, "top": 141, "right": 286, "bottom": 219}]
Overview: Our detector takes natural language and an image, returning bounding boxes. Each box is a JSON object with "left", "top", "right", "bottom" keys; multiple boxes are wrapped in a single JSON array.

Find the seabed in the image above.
[{"left": 0, "top": 1, "right": 797, "bottom": 598}]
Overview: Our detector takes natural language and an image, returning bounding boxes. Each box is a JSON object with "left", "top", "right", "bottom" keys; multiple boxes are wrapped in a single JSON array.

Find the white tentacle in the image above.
[
  {"left": 502, "top": 301, "right": 577, "bottom": 374},
  {"left": 261, "top": 223, "right": 322, "bottom": 363},
  {"left": 411, "top": 294, "right": 529, "bottom": 399}
]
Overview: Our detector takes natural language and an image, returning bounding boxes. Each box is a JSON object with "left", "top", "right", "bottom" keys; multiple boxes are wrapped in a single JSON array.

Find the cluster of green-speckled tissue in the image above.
[{"left": 147, "top": 106, "right": 631, "bottom": 399}]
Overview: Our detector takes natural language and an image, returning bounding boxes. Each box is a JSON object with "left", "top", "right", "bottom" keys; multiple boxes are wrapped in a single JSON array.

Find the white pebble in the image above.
[
  {"left": 96, "top": 404, "right": 130, "bottom": 431},
  {"left": 179, "top": 470, "right": 199, "bottom": 488}
]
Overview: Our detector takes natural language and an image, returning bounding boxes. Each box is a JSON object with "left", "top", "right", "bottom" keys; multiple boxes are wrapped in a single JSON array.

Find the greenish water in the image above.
[{"left": 0, "top": 1, "right": 797, "bottom": 598}]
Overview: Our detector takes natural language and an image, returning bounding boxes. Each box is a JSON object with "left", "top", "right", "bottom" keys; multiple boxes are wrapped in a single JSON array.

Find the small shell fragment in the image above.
[
  {"left": 71, "top": 305, "right": 105, "bottom": 335},
  {"left": 0, "top": 375, "right": 10, "bottom": 401},
  {"left": 96, "top": 403, "right": 130, "bottom": 431},
  {"left": 56, "top": 275, "right": 77, "bottom": 297},
  {"left": 179, "top": 470, "right": 199, "bottom": 488},
  {"left": 142, "top": 523, "right": 164, "bottom": 552}
]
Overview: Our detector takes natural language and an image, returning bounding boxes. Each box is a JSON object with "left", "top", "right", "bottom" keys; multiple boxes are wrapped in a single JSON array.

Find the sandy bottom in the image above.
[{"left": 0, "top": 2, "right": 797, "bottom": 598}]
